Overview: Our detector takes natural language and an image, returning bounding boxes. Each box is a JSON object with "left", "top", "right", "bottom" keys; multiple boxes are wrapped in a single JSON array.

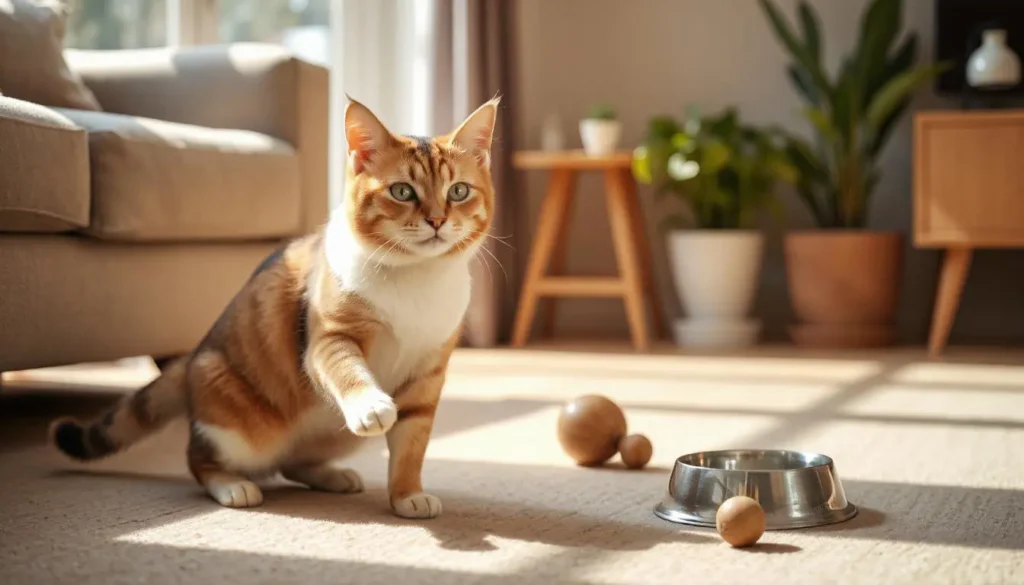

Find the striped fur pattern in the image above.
[{"left": 50, "top": 97, "right": 500, "bottom": 519}]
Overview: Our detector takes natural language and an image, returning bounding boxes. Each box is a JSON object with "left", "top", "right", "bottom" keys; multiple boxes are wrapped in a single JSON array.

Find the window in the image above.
[
  {"left": 62, "top": 0, "right": 331, "bottom": 66},
  {"left": 218, "top": 0, "right": 331, "bottom": 66},
  {"left": 64, "top": 0, "right": 167, "bottom": 50}
]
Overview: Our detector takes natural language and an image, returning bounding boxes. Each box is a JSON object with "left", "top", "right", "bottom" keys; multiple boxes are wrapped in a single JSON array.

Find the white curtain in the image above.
[{"left": 329, "top": 0, "right": 437, "bottom": 209}]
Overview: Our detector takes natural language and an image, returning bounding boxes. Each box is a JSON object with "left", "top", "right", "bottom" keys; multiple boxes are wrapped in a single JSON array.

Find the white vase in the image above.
[
  {"left": 579, "top": 119, "right": 621, "bottom": 156},
  {"left": 665, "top": 230, "right": 764, "bottom": 348},
  {"left": 967, "top": 29, "right": 1022, "bottom": 89},
  {"left": 541, "top": 114, "right": 564, "bottom": 151}
]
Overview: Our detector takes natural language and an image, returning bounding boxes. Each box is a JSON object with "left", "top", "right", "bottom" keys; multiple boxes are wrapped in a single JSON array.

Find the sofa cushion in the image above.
[
  {"left": 55, "top": 109, "right": 302, "bottom": 242},
  {"left": 0, "top": 0, "right": 101, "bottom": 110},
  {"left": 0, "top": 96, "right": 90, "bottom": 233},
  {"left": 0, "top": 235, "right": 280, "bottom": 372}
]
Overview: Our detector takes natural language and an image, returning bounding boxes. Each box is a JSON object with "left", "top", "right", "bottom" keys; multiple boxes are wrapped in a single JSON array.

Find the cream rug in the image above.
[{"left": 2, "top": 346, "right": 1023, "bottom": 584}]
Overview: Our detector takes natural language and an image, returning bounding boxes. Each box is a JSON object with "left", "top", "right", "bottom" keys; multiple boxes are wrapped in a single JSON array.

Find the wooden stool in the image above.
[{"left": 510, "top": 150, "right": 664, "bottom": 351}]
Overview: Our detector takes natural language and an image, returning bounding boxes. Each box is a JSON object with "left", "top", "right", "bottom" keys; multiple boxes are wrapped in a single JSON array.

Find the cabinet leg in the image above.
[{"left": 928, "top": 247, "right": 972, "bottom": 357}]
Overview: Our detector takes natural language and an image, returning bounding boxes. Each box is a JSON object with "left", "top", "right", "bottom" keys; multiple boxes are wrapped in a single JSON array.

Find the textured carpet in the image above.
[{"left": 1, "top": 347, "right": 1023, "bottom": 584}]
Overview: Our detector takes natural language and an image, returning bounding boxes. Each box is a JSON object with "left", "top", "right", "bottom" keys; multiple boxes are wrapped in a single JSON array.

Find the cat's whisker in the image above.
[
  {"left": 484, "top": 235, "right": 516, "bottom": 252},
  {"left": 475, "top": 242, "right": 509, "bottom": 284},
  {"left": 467, "top": 230, "right": 516, "bottom": 252},
  {"left": 376, "top": 237, "right": 407, "bottom": 274},
  {"left": 361, "top": 236, "right": 400, "bottom": 273},
  {"left": 472, "top": 251, "right": 494, "bottom": 283}
]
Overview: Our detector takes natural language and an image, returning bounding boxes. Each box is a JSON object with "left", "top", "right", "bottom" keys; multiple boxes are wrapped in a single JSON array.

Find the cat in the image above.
[{"left": 48, "top": 96, "right": 500, "bottom": 519}]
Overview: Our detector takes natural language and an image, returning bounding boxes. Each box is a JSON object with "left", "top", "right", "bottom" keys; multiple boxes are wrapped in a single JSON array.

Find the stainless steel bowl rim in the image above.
[{"left": 673, "top": 449, "right": 836, "bottom": 474}]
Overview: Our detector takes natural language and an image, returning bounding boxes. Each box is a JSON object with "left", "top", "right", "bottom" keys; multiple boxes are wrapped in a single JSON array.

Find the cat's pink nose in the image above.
[{"left": 427, "top": 217, "right": 447, "bottom": 230}]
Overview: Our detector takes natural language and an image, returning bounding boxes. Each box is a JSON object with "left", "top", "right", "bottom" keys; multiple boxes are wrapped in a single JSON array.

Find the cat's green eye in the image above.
[
  {"left": 448, "top": 182, "right": 471, "bottom": 202},
  {"left": 389, "top": 182, "right": 417, "bottom": 202}
]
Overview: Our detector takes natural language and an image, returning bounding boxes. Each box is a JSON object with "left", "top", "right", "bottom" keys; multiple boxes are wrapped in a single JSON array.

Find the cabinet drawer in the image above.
[{"left": 915, "top": 111, "right": 1024, "bottom": 247}]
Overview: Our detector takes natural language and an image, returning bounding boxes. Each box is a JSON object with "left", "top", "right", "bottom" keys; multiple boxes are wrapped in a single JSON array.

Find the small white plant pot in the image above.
[
  {"left": 665, "top": 230, "right": 765, "bottom": 348},
  {"left": 579, "top": 119, "right": 622, "bottom": 156},
  {"left": 967, "top": 29, "right": 1022, "bottom": 89}
]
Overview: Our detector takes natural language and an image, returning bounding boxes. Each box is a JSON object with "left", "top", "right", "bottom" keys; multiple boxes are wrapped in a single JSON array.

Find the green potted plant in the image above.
[
  {"left": 759, "top": 0, "right": 951, "bottom": 347},
  {"left": 633, "top": 107, "right": 796, "bottom": 348},
  {"left": 580, "top": 103, "right": 621, "bottom": 156}
]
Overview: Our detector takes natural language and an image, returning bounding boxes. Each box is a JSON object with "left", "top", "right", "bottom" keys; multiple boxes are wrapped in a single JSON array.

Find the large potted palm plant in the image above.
[
  {"left": 633, "top": 107, "right": 796, "bottom": 348},
  {"left": 759, "top": 0, "right": 950, "bottom": 348}
]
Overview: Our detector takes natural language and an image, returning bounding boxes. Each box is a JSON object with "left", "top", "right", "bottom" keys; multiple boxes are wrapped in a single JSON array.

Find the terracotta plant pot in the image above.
[{"left": 784, "top": 230, "right": 904, "bottom": 348}]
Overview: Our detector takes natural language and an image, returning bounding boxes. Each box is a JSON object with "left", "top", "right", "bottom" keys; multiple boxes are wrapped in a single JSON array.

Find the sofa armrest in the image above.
[{"left": 66, "top": 43, "right": 328, "bottom": 233}]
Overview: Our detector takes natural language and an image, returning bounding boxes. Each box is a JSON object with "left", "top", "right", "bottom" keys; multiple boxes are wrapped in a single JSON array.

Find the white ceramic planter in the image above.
[
  {"left": 579, "top": 119, "right": 621, "bottom": 156},
  {"left": 967, "top": 29, "right": 1022, "bottom": 89},
  {"left": 666, "top": 230, "right": 765, "bottom": 348}
]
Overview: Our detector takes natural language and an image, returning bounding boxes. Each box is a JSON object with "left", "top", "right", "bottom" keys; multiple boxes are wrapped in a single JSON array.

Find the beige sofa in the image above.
[{"left": 0, "top": 43, "right": 328, "bottom": 374}]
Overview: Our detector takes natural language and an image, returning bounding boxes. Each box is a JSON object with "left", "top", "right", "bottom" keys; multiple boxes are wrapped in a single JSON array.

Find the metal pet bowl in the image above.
[{"left": 654, "top": 449, "right": 858, "bottom": 530}]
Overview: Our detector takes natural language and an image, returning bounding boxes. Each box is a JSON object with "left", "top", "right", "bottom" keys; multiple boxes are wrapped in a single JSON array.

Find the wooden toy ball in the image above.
[
  {"left": 715, "top": 496, "right": 766, "bottom": 547},
  {"left": 618, "top": 434, "right": 653, "bottom": 469},
  {"left": 557, "top": 394, "right": 652, "bottom": 469}
]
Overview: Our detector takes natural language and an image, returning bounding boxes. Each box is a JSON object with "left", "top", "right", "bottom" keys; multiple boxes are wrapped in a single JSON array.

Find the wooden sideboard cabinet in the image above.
[{"left": 914, "top": 109, "right": 1024, "bottom": 356}]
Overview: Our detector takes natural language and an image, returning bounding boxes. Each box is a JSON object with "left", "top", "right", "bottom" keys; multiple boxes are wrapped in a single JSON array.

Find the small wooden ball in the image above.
[
  {"left": 557, "top": 395, "right": 627, "bottom": 466},
  {"left": 715, "top": 496, "right": 766, "bottom": 547},
  {"left": 618, "top": 434, "right": 653, "bottom": 469}
]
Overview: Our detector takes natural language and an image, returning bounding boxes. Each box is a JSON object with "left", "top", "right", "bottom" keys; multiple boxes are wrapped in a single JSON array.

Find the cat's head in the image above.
[{"left": 342, "top": 96, "right": 499, "bottom": 264}]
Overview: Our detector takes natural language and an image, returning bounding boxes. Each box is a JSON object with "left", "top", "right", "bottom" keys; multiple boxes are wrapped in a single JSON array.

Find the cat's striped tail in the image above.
[{"left": 49, "top": 357, "right": 189, "bottom": 461}]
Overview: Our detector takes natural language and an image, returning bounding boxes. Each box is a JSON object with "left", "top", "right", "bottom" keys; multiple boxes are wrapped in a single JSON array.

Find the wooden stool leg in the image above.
[
  {"left": 511, "top": 169, "right": 576, "bottom": 348},
  {"left": 543, "top": 175, "right": 576, "bottom": 338},
  {"left": 621, "top": 175, "right": 665, "bottom": 340},
  {"left": 928, "top": 247, "right": 972, "bottom": 357},
  {"left": 604, "top": 169, "right": 650, "bottom": 351}
]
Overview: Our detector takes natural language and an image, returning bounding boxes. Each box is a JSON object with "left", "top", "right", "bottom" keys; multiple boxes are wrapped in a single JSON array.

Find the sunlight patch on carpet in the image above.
[
  {"left": 423, "top": 405, "right": 783, "bottom": 468},
  {"left": 114, "top": 511, "right": 569, "bottom": 574},
  {"left": 450, "top": 349, "right": 883, "bottom": 384},
  {"left": 443, "top": 374, "right": 845, "bottom": 415},
  {"left": 893, "top": 362, "right": 1024, "bottom": 388},
  {"left": 840, "top": 385, "right": 1024, "bottom": 422}
]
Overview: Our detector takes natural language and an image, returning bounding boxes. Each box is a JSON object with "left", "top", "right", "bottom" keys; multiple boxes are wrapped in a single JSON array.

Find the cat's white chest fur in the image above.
[
  {"left": 356, "top": 260, "right": 469, "bottom": 391},
  {"left": 324, "top": 217, "right": 471, "bottom": 393}
]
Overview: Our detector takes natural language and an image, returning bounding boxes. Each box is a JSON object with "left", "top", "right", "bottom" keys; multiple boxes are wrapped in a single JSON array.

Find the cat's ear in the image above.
[
  {"left": 345, "top": 97, "right": 396, "bottom": 173},
  {"left": 450, "top": 96, "right": 500, "bottom": 167}
]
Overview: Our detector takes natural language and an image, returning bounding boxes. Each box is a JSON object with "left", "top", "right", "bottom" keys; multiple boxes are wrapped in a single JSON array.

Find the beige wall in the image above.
[{"left": 512, "top": 0, "right": 1022, "bottom": 346}]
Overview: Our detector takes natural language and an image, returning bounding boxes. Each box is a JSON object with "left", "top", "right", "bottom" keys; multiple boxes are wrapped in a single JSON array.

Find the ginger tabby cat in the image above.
[{"left": 49, "top": 96, "right": 500, "bottom": 519}]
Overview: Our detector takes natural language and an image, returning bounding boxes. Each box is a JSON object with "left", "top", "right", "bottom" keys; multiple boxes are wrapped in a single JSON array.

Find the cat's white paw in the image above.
[
  {"left": 343, "top": 388, "right": 398, "bottom": 437},
  {"left": 392, "top": 492, "right": 443, "bottom": 519},
  {"left": 206, "top": 477, "right": 264, "bottom": 508}
]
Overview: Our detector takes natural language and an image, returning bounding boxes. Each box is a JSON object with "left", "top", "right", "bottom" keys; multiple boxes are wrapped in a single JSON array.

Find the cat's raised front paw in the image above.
[
  {"left": 392, "top": 492, "right": 443, "bottom": 519},
  {"left": 343, "top": 388, "right": 398, "bottom": 437}
]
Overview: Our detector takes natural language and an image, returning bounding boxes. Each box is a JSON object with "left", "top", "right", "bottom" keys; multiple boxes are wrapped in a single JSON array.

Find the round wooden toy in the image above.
[
  {"left": 557, "top": 395, "right": 627, "bottom": 466},
  {"left": 715, "top": 496, "right": 766, "bottom": 547},
  {"left": 618, "top": 434, "right": 653, "bottom": 469}
]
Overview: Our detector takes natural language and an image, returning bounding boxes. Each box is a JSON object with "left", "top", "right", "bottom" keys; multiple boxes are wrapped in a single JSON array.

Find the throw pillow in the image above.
[{"left": 0, "top": 0, "right": 101, "bottom": 110}]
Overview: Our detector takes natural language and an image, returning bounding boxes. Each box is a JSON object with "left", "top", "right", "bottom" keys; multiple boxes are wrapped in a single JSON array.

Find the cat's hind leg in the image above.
[
  {"left": 187, "top": 426, "right": 264, "bottom": 508},
  {"left": 281, "top": 462, "right": 364, "bottom": 494},
  {"left": 185, "top": 350, "right": 292, "bottom": 508},
  {"left": 282, "top": 431, "right": 367, "bottom": 493}
]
